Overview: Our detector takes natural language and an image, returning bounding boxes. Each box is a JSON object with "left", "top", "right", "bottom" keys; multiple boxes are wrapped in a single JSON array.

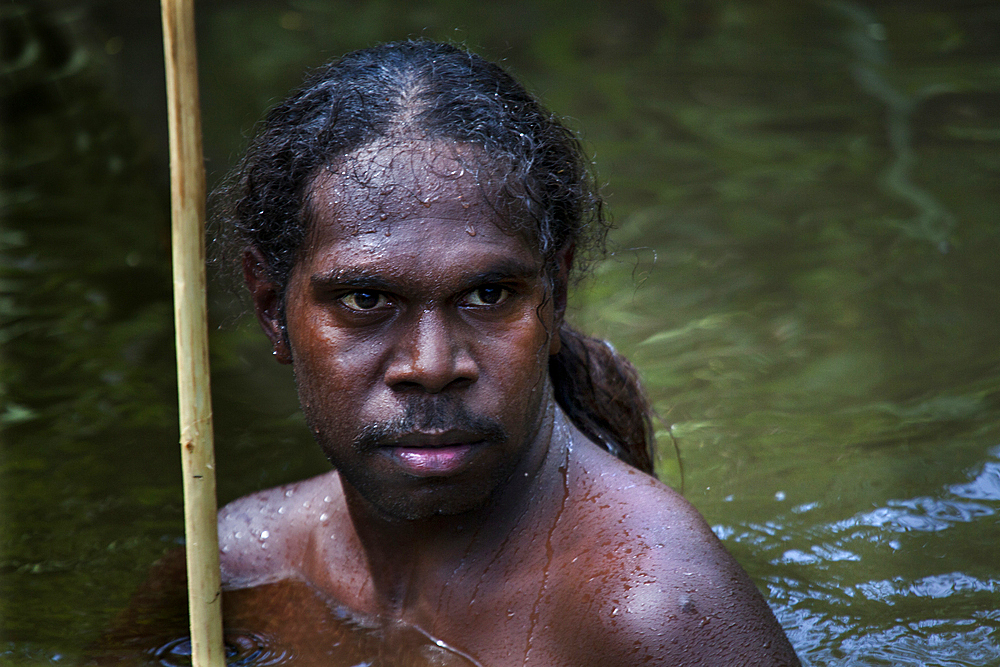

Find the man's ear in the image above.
[
  {"left": 549, "top": 243, "right": 575, "bottom": 356},
  {"left": 243, "top": 249, "right": 292, "bottom": 364}
]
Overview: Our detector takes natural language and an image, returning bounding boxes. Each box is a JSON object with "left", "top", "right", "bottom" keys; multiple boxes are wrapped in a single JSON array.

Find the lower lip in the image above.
[{"left": 386, "top": 444, "right": 477, "bottom": 477}]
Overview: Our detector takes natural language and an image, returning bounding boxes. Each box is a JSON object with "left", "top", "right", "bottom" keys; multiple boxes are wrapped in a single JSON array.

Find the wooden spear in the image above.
[{"left": 161, "top": 0, "right": 225, "bottom": 664}]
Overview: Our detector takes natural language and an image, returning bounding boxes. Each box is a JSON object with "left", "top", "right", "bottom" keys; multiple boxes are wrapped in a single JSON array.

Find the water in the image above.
[{"left": 3, "top": 1, "right": 1000, "bottom": 665}]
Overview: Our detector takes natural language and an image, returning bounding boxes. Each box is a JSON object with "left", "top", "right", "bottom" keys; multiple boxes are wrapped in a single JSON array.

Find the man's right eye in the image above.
[{"left": 339, "top": 291, "right": 389, "bottom": 311}]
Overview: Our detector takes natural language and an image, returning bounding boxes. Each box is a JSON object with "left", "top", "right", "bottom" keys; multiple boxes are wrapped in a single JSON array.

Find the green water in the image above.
[{"left": 3, "top": 1, "right": 1000, "bottom": 665}]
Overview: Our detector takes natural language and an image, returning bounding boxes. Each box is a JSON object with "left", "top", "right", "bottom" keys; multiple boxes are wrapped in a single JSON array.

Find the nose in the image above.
[{"left": 383, "top": 308, "right": 478, "bottom": 393}]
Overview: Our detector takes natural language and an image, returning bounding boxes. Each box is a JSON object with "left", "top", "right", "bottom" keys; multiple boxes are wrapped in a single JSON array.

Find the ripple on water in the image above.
[
  {"left": 152, "top": 631, "right": 295, "bottom": 666},
  {"left": 715, "top": 445, "right": 1000, "bottom": 666}
]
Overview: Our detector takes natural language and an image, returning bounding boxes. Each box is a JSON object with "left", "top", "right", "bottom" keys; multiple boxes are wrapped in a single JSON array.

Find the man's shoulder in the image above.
[
  {"left": 217, "top": 471, "right": 345, "bottom": 588},
  {"left": 566, "top": 436, "right": 715, "bottom": 547},
  {"left": 552, "top": 440, "right": 800, "bottom": 665}
]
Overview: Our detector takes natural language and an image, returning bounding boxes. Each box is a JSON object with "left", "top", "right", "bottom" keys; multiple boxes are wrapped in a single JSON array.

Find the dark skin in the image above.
[{"left": 220, "top": 140, "right": 800, "bottom": 666}]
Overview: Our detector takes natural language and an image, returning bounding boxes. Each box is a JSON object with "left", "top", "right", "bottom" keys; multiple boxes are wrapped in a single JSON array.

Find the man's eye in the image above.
[
  {"left": 465, "top": 286, "right": 510, "bottom": 307},
  {"left": 340, "top": 291, "right": 389, "bottom": 311}
]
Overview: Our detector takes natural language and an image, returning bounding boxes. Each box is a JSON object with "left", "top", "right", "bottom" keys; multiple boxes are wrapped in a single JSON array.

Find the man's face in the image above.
[{"left": 277, "top": 141, "right": 560, "bottom": 521}]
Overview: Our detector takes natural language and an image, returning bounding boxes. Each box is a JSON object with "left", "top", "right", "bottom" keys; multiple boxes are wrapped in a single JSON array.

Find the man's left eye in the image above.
[
  {"left": 464, "top": 286, "right": 510, "bottom": 307},
  {"left": 340, "top": 291, "right": 389, "bottom": 311}
]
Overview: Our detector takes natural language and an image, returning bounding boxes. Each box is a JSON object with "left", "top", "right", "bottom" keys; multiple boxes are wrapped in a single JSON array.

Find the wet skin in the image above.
[{"left": 223, "top": 140, "right": 800, "bottom": 666}]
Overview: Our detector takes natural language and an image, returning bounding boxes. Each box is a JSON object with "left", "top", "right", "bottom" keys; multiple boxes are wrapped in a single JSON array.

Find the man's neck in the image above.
[{"left": 340, "top": 399, "right": 571, "bottom": 616}]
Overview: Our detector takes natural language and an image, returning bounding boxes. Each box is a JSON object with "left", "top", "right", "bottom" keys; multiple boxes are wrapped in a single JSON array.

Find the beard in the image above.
[{"left": 307, "top": 394, "right": 520, "bottom": 521}]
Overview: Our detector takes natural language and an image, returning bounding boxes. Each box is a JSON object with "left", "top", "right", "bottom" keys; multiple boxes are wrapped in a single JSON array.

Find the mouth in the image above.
[{"left": 380, "top": 431, "right": 484, "bottom": 477}]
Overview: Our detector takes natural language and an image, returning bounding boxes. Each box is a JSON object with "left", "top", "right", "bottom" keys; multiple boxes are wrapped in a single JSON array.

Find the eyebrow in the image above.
[
  {"left": 309, "top": 258, "right": 543, "bottom": 293},
  {"left": 309, "top": 271, "right": 396, "bottom": 292},
  {"left": 464, "top": 258, "right": 544, "bottom": 285}
]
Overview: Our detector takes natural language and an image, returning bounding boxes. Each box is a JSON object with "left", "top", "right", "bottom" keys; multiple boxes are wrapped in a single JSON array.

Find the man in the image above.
[{"left": 214, "top": 40, "right": 799, "bottom": 666}]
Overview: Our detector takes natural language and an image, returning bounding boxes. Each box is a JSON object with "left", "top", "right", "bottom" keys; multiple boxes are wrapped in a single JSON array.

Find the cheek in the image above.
[
  {"left": 286, "top": 319, "right": 389, "bottom": 428},
  {"left": 292, "top": 329, "right": 387, "bottom": 399},
  {"left": 478, "top": 315, "right": 553, "bottom": 396},
  {"left": 291, "top": 341, "right": 381, "bottom": 450}
]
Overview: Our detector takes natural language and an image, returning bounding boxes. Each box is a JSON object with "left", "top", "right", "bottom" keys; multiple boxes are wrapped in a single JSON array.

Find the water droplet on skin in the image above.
[
  {"left": 465, "top": 222, "right": 476, "bottom": 236},
  {"left": 260, "top": 530, "right": 270, "bottom": 540},
  {"left": 320, "top": 513, "right": 329, "bottom": 521},
  {"left": 379, "top": 213, "right": 388, "bottom": 221},
  {"left": 221, "top": 545, "right": 230, "bottom": 553},
  {"left": 303, "top": 502, "right": 310, "bottom": 509},
  {"left": 234, "top": 532, "right": 242, "bottom": 539},
  {"left": 284, "top": 489, "right": 294, "bottom": 498},
  {"left": 323, "top": 496, "right": 331, "bottom": 503},
  {"left": 277, "top": 507, "right": 285, "bottom": 514}
]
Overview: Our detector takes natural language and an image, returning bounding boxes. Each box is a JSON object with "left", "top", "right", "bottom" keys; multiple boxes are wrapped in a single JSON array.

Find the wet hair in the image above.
[{"left": 216, "top": 40, "right": 654, "bottom": 474}]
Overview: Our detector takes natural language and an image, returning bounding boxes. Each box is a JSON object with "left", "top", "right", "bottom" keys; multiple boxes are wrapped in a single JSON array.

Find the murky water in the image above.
[{"left": 4, "top": 1, "right": 1000, "bottom": 665}]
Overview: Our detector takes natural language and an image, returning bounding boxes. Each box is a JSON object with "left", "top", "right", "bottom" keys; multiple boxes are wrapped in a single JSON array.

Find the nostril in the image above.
[
  {"left": 445, "top": 376, "right": 475, "bottom": 391},
  {"left": 390, "top": 379, "right": 423, "bottom": 392},
  {"left": 388, "top": 374, "right": 474, "bottom": 395}
]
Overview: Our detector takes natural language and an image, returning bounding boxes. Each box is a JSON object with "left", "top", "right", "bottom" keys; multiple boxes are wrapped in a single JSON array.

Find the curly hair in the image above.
[{"left": 215, "top": 40, "right": 654, "bottom": 474}]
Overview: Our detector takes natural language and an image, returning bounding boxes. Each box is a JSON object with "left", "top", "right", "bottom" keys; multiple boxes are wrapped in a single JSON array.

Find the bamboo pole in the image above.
[{"left": 160, "top": 0, "right": 225, "bottom": 665}]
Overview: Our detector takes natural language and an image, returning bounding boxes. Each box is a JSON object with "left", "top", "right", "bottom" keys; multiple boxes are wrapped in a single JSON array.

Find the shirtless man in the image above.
[{"left": 213, "top": 40, "right": 800, "bottom": 666}]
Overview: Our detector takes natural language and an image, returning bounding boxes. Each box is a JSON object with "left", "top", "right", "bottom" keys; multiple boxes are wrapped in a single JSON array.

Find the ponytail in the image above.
[{"left": 549, "top": 323, "right": 654, "bottom": 474}]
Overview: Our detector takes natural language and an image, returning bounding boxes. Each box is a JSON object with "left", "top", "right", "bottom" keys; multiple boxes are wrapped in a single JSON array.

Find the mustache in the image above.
[{"left": 353, "top": 396, "right": 508, "bottom": 449}]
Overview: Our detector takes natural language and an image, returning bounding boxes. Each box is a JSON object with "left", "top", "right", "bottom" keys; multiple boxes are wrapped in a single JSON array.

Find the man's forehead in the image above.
[
  {"left": 291, "top": 141, "right": 547, "bottom": 292},
  {"left": 306, "top": 139, "right": 511, "bottom": 233}
]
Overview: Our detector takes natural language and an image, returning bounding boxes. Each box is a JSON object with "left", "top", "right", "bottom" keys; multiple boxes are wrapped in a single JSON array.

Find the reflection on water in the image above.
[
  {"left": 4, "top": 1, "right": 1000, "bottom": 666},
  {"left": 830, "top": 0, "right": 957, "bottom": 252}
]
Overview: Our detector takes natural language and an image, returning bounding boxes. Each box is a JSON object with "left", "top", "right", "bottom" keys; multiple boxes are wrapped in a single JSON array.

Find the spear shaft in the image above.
[{"left": 161, "top": 0, "right": 225, "bottom": 664}]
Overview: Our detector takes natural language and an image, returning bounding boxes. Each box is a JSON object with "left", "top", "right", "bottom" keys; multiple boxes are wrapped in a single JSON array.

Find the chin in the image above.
[
  {"left": 341, "top": 467, "right": 508, "bottom": 522},
  {"left": 369, "top": 484, "right": 498, "bottom": 522},
  {"left": 334, "top": 441, "right": 525, "bottom": 522}
]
